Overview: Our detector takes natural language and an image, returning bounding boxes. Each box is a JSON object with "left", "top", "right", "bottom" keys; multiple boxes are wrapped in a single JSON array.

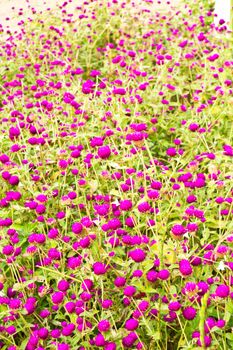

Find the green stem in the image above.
[{"left": 199, "top": 292, "right": 210, "bottom": 350}]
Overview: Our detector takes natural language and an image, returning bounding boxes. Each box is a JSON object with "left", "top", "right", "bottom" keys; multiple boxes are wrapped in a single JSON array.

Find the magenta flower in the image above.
[
  {"left": 182, "top": 307, "right": 197, "bottom": 320},
  {"left": 179, "top": 259, "right": 193, "bottom": 276},
  {"left": 51, "top": 291, "right": 64, "bottom": 305},
  {"left": 171, "top": 224, "right": 186, "bottom": 237},
  {"left": 120, "top": 199, "right": 133, "bottom": 211},
  {"left": 125, "top": 318, "right": 139, "bottom": 331},
  {"left": 98, "top": 320, "right": 110, "bottom": 332},
  {"left": 72, "top": 222, "right": 83, "bottom": 234},
  {"left": 215, "top": 284, "right": 230, "bottom": 298},
  {"left": 98, "top": 145, "right": 111, "bottom": 159},
  {"left": 129, "top": 249, "right": 146, "bottom": 263},
  {"left": 93, "top": 262, "right": 107, "bottom": 275}
]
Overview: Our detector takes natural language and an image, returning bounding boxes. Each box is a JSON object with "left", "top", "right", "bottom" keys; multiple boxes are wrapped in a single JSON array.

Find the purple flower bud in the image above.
[
  {"left": 51, "top": 291, "right": 64, "bottom": 304},
  {"left": 93, "top": 262, "right": 107, "bottom": 275},
  {"left": 98, "top": 145, "right": 111, "bottom": 159},
  {"left": 125, "top": 318, "right": 139, "bottom": 331},
  {"left": 215, "top": 284, "right": 230, "bottom": 298},
  {"left": 129, "top": 249, "right": 146, "bottom": 262},
  {"left": 98, "top": 320, "right": 111, "bottom": 332},
  {"left": 179, "top": 259, "right": 193, "bottom": 276},
  {"left": 182, "top": 307, "right": 197, "bottom": 320},
  {"left": 72, "top": 222, "right": 83, "bottom": 235}
]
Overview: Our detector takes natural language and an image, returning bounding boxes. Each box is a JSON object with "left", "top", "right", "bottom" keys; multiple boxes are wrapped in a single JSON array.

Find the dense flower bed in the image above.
[{"left": 0, "top": 1, "right": 232, "bottom": 349}]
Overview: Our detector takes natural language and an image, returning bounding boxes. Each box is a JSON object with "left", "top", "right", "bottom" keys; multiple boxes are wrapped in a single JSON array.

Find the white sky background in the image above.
[
  {"left": 0, "top": 0, "right": 232, "bottom": 32},
  {"left": 214, "top": 0, "right": 231, "bottom": 24}
]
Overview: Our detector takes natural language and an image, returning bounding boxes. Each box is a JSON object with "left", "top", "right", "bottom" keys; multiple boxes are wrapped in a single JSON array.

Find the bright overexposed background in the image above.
[
  {"left": 214, "top": 0, "right": 231, "bottom": 25},
  {"left": 0, "top": 0, "right": 232, "bottom": 36}
]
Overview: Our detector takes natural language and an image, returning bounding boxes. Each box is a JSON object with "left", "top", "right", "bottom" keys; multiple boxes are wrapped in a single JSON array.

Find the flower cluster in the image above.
[{"left": 0, "top": 0, "right": 232, "bottom": 349}]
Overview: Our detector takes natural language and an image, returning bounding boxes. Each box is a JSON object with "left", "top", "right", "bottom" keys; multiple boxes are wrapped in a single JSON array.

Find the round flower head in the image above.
[
  {"left": 62, "top": 323, "right": 75, "bottom": 336},
  {"left": 120, "top": 199, "right": 132, "bottom": 211},
  {"left": 9, "top": 175, "right": 19, "bottom": 186},
  {"left": 95, "top": 333, "right": 105, "bottom": 346},
  {"left": 158, "top": 269, "right": 170, "bottom": 280},
  {"left": 166, "top": 147, "right": 177, "bottom": 157},
  {"left": 98, "top": 320, "right": 110, "bottom": 332},
  {"left": 171, "top": 224, "right": 186, "bottom": 237},
  {"left": 168, "top": 301, "right": 181, "bottom": 311},
  {"left": 129, "top": 249, "right": 146, "bottom": 262},
  {"left": 122, "top": 332, "right": 138, "bottom": 347},
  {"left": 179, "top": 259, "right": 193, "bottom": 276},
  {"left": 57, "top": 280, "right": 69, "bottom": 292},
  {"left": 102, "top": 299, "right": 113, "bottom": 309},
  {"left": 72, "top": 222, "right": 83, "bottom": 235},
  {"left": 57, "top": 344, "right": 70, "bottom": 350},
  {"left": 93, "top": 262, "right": 107, "bottom": 275},
  {"left": 51, "top": 291, "right": 64, "bottom": 305},
  {"left": 38, "top": 328, "right": 49, "bottom": 339},
  {"left": 98, "top": 145, "right": 111, "bottom": 159},
  {"left": 125, "top": 318, "right": 139, "bottom": 331},
  {"left": 204, "top": 317, "right": 216, "bottom": 333},
  {"left": 215, "top": 284, "right": 230, "bottom": 298},
  {"left": 182, "top": 306, "right": 197, "bottom": 320},
  {"left": 146, "top": 270, "right": 158, "bottom": 282},
  {"left": 6, "top": 325, "right": 16, "bottom": 335},
  {"left": 104, "top": 343, "right": 116, "bottom": 350},
  {"left": 124, "top": 286, "right": 136, "bottom": 297},
  {"left": 114, "top": 276, "right": 126, "bottom": 287},
  {"left": 216, "top": 319, "right": 225, "bottom": 328},
  {"left": 81, "top": 279, "right": 94, "bottom": 291},
  {"left": 138, "top": 201, "right": 150, "bottom": 213}
]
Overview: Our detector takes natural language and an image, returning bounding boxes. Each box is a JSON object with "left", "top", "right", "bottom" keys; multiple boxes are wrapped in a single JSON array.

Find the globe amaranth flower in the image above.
[
  {"left": 95, "top": 333, "right": 106, "bottom": 346},
  {"left": 125, "top": 318, "right": 139, "bottom": 331},
  {"left": 168, "top": 301, "right": 181, "bottom": 311},
  {"left": 122, "top": 332, "right": 138, "bottom": 347},
  {"left": 171, "top": 224, "right": 186, "bottom": 237},
  {"left": 137, "top": 201, "right": 150, "bottom": 213},
  {"left": 102, "top": 299, "right": 113, "bottom": 309},
  {"left": 104, "top": 343, "right": 116, "bottom": 350},
  {"left": 61, "top": 323, "right": 75, "bottom": 336},
  {"left": 158, "top": 269, "right": 170, "bottom": 280},
  {"left": 93, "top": 262, "right": 107, "bottom": 275},
  {"left": 57, "top": 344, "right": 70, "bottom": 350},
  {"left": 114, "top": 276, "right": 126, "bottom": 287},
  {"left": 166, "top": 147, "right": 177, "bottom": 157},
  {"left": 98, "top": 319, "right": 111, "bottom": 332},
  {"left": 182, "top": 306, "right": 197, "bottom": 320},
  {"left": 98, "top": 145, "right": 111, "bottom": 159},
  {"left": 71, "top": 222, "right": 83, "bottom": 235},
  {"left": 120, "top": 199, "right": 133, "bottom": 211},
  {"left": 57, "top": 280, "right": 69, "bottom": 292},
  {"left": 38, "top": 328, "right": 49, "bottom": 339},
  {"left": 124, "top": 286, "right": 136, "bottom": 297},
  {"left": 215, "top": 284, "right": 230, "bottom": 298},
  {"left": 179, "top": 259, "right": 193, "bottom": 276},
  {"left": 146, "top": 270, "right": 158, "bottom": 282},
  {"left": 51, "top": 291, "right": 64, "bottom": 305},
  {"left": 129, "top": 248, "right": 146, "bottom": 263},
  {"left": 196, "top": 335, "right": 212, "bottom": 348}
]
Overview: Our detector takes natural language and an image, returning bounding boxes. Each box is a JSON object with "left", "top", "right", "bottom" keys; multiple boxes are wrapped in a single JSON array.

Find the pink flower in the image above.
[
  {"left": 179, "top": 259, "right": 193, "bottom": 276},
  {"left": 125, "top": 318, "right": 139, "bottom": 331},
  {"left": 129, "top": 249, "right": 146, "bottom": 263},
  {"left": 182, "top": 306, "right": 197, "bottom": 320},
  {"left": 98, "top": 145, "right": 111, "bottom": 159},
  {"left": 98, "top": 320, "right": 110, "bottom": 332},
  {"left": 72, "top": 222, "right": 83, "bottom": 234},
  {"left": 215, "top": 284, "right": 230, "bottom": 298}
]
